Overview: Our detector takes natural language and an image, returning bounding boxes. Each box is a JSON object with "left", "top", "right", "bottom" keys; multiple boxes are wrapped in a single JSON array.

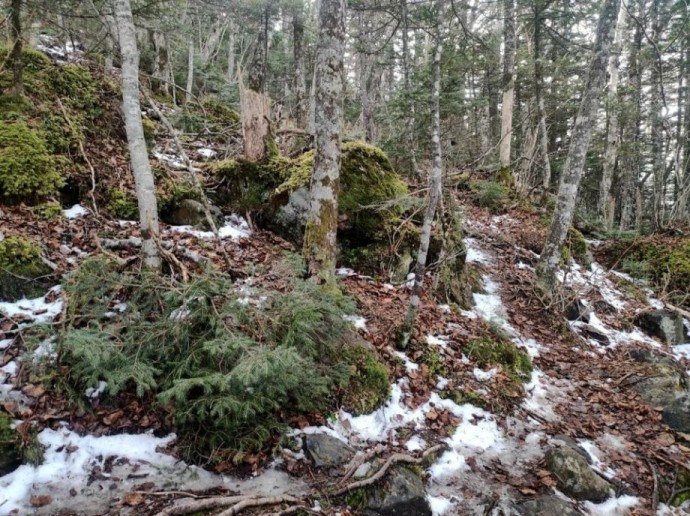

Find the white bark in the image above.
[
  {"left": 402, "top": 0, "right": 446, "bottom": 345},
  {"left": 303, "top": 0, "right": 346, "bottom": 287},
  {"left": 597, "top": 2, "right": 626, "bottom": 224},
  {"left": 537, "top": 0, "right": 621, "bottom": 293},
  {"left": 185, "top": 38, "right": 194, "bottom": 103},
  {"left": 227, "top": 23, "right": 236, "bottom": 83},
  {"left": 114, "top": 0, "right": 161, "bottom": 270},
  {"left": 499, "top": 0, "right": 516, "bottom": 170}
]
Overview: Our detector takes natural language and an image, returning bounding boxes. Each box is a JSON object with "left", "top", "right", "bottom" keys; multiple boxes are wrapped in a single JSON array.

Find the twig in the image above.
[
  {"left": 328, "top": 444, "right": 444, "bottom": 497},
  {"left": 646, "top": 459, "right": 659, "bottom": 511},
  {"left": 151, "top": 232, "right": 189, "bottom": 282},
  {"left": 155, "top": 495, "right": 298, "bottom": 516},
  {"left": 216, "top": 495, "right": 299, "bottom": 516},
  {"left": 141, "top": 87, "right": 233, "bottom": 271}
]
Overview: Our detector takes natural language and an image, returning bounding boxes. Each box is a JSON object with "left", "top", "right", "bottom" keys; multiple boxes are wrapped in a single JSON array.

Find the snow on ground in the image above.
[
  {"left": 583, "top": 495, "right": 639, "bottom": 515},
  {"left": 168, "top": 214, "right": 251, "bottom": 240},
  {"left": 344, "top": 314, "right": 367, "bottom": 331},
  {"left": 464, "top": 237, "right": 492, "bottom": 265},
  {"left": 63, "top": 204, "right": 89, "bottom": 219},
  {"left": 0, "top": 286, "right": 63, "bottom": 325}
]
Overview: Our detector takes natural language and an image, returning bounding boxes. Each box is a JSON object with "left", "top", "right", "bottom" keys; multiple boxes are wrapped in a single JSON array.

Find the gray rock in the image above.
[
  {"left": 551, "top": 435, "right": 591, "bottom": 464},
  {"left": 514, "top": 495, "right": 580, "bottom": 516},
  {"left": 544, "top": 446, "right": 612, "bottom": 502},
  {"left": 565, "top": 299, "right": 590, "bottom": 323},
  {"left": 631, "top": 377, "right": 679, "bottom": 407},
  {"left": 366, "top": 466, "right": 431, "bottom": 516},
  {"left": 270, "top": 186, "right": 311, "bottom": 246},
  {"left": 164, "top": 199, "right": 222, "bottom": 229},
  {"left": 626, "top": 348, "right": 687, "bottom": 407},
  {"left": 579, "top": 325, "right": 610, "bottom": 346},
  {"left": 634, "top": 310, "right": 690, "bottom": 345},
  {"left": 304, "top": 433, "right": 354, "bottom": 468},
  {"left": 663, "top": 394, "right": 690, "bottom": 433}
]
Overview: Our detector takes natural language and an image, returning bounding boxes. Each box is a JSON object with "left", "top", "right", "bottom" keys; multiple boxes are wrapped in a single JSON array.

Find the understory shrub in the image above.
[
  {"left": 0, "top": 236, "right": 52, "bottom": 300},
  {"left": 470, "top": 180, "right": 509, "bottom": 214},
  {"left": 56, "top": 256, "right": 389, "bottom": 464}
]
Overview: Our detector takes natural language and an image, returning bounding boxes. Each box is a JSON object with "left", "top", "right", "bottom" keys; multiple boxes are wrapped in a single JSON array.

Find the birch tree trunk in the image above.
[
  {"left": 293, "top": 6, "right": 307, "bottom": 129},
  {"left": 114, "top": 0, "right": 161, "bottom": 270},
  {"left": 400, "top": 0, "right": 445, "bottom": 347},
  {"left": 185, "top": 38, "right": 194, "bottom": 103},
  {"left": 597, "top": 2, "right": 626, "bottom": 225},
  {"left": 499, "top": 0, "right": 516, "bottom": 171},
  {"left": 303, "top": 0, "right": 346, "bottom": 288},
  {"left": 533, "top": 2, "right": 551, "bottom": 192},
  {"left": 536, "top": 0, "right": 621, "bottom": 294}
]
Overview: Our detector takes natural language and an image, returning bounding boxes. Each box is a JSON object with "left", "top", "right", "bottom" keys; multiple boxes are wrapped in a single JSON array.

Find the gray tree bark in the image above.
[
  {"left": 536, "top": 0, "right": 621, "bottom": 294},
  {"left": 114, "top": 0, "right": 161, "bottom": 270},
  {"left": 499, "top": 0, "right": 516, "bottom": 170},
  {"left": 400, "top": 0, "right": 446, "bottom": 346},
  {"left": 185, "top": 38, "right": 194, "bottom": 103},
  {"left": 8, "top": 0, "right": 23, "bottom": 94},
  {"left": 303, "top": 0, "right": 346, "bottom": 288},
  {"left": 293, "top": 6, "right": 307, "bottom": 129},
  {"left": 533, "top": 2, "right": 551, "bottom": 192}
]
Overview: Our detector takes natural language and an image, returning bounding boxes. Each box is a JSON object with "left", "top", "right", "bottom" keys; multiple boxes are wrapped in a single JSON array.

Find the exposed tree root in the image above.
[{"left": 154, "top": 494, "right": 299, "bottom": 516}]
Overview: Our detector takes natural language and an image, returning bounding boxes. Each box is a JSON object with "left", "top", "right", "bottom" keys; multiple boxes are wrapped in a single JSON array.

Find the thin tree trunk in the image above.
[
  {"left": 401, "top": 0, "right": 420, "bottom": 176},
  {"left": 650, "top": 0, "right": 665, "bottom": 229},
  {"left": 536, "top": 0, "right": 621, "bottom": 294},
  {"left": 400, "top": 0, "right": 446, "bottom": 347},
  {"left": 303, "top": 0, "right": 346, "bottom": 288},
  {"left": 499, "top": 0, "right": 516, "bottom": 171},
  {"left": 227, "top": 22, "right": 236, "bottom": 83},
  {"left": 533, "top": 2, "right": 551, "bottom": 192},
  {"left": 185, "top": 38, "right": 194, "bottom": 103},
  {"left": 248, "top": 7, "right": 268, "bottom": 93},
  {"left": 114, "top": 0, "right": 161, "bottom": 270},
  {"left": 8, "top": 0, "right": 23, "bottom": 94},
  {"left": 293, "top": 6, "right": 307, "bottom": 129},
  {"left": 597, "top": 2, "right": 626, "bottom": 224}
]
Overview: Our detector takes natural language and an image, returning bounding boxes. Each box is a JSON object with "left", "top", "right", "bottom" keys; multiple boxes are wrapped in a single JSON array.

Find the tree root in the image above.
[
  {"left": 154, "top": 494, "right": 299, "bottom": 516},
  {"left": 328, "top": 444, "right": 445, "bottom": 497}
]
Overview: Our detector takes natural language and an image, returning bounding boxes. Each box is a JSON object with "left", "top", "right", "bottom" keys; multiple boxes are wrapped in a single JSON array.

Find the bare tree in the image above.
[
  {"left": 400, "top": 0, "right": 446, "bottom": 347},
  {"left": 114, "top": 0, "right": 161, "bottom": 270},
  {"left": 536, "top": 0, "right": 621, "bottom": 294},
  {"left": 499, "top": 0, "right": 516, "bottom": 171},
  {"left": 303, "top": 0, "right": 346, "bottom": 288}
]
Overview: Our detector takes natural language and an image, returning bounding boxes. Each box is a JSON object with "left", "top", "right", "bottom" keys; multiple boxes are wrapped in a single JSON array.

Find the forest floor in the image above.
[{"left": 2, "top": 190, "right": 690, "bottom": 515}]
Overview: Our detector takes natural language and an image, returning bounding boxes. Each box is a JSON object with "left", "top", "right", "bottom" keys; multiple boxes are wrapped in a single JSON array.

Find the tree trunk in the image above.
[
  {"left": 499, "top": 0, "right": 516, "bottom": 171},
  {"left": 650, "top": 0, "right": 665, "bottom": 229},
  {"left": 536, "top": 0, "right": 621, "bottom": 294},
  {"left": 597, "top": 2, "right": 626, "bottom": 224},
  {"left": 533, "top": 2, "right": 551, "bottom": 192},
  {"left": 114, "top": 0, "right": 161, "bottom": 270},
  {"left": 293, "top": 6, "right": 307, "bottom": 129},
  {"left": 8, "top": 0, "right": 23, "bottom": 94},
  {"left": 303, "top": 0, "right": 346, "bottom": 288},
  {"left": 248, "top": 7, "right": 268, "bottom": 93},
  {"left": 400, "top": 0, "right": 420, "bottom": 176},
  {"left": 227, "top": 22, "right": 236, "bottom": 83},
  {"left": 185, "top": 38, "right": 194, "bottom": 103},
  {"left": 400, "top": 0, "right": 446, "bottom": 347}
]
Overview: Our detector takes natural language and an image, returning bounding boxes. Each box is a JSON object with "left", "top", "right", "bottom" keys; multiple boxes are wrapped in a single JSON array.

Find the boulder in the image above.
[
  {"left": 626, "top": 349, "right": 687, "bottom": 407},
  {"left": 634, "top": 310, "right": 689, "bottom": 346},
  {"left": 550, "top": 435, "right": 591, "bottom": 464},
  {"left": 163, "top": 199, "right": 223, "bottom": 230},
  {"left": 366, "top": 466, "right": 431, "bottom": 516},
  {"left": 514, "top": 495, "right": 580, "bottom": 516},
  {"left": 564, "top": 299, "right": 590, "bottom": 323},
  {"left": 663, "top": 394, "right": 690, "bottom": 433},
  {"left": 544, "top": 446, "right": 612, "bottom": 502},
  {"left": 304, "top": 433, "right": 354, "bottom": 468},
  {"left": 579, "top": 326, "right": 610, "bottom": 346}
]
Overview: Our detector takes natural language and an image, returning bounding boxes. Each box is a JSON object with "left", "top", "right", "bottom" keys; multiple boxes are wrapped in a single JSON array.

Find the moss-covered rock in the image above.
[
  {"left": 106, "top": 188, "right": 138, "bottom": 220},
  {"left": 0, "top": 412, "right": 22, "bottom": 476},
  {"left": 0, "top": 119, "right": 64, "bottom": 202},
  {"left": 142, "top": 117, "right": 156, "bottom": 146},
  {"left": 0, "top": 236, "right": 53, "bottom": 301},
  {"left": 213, "top": 141, "right": 413, "bottom": 276},
  {"left": 31, "top": 200, "right": 63, "bottom": 220},
  {"left": 465, "top": 336, "right": 532, "bottom": 401},
  {"left": 341, "top": 345, "right": 390, "bottom": 415},
  {"left": 563, "top": 227, "right": 591, "bottom": 268}
]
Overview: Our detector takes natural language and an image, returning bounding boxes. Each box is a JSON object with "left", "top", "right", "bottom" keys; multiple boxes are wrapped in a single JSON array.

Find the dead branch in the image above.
[
  {"left": 328, "top": 444, "right": 444, "bottom": 497},
  {"left": 154, "top": 495, "right": 299, "bottom": 516},
  {"left": 216, "top": 495, "right": 300, "bottom": 516}
]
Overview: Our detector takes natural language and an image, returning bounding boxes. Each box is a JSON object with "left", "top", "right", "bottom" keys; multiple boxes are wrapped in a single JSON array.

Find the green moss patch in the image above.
[
  {"left": 340, "top": 345, "right": 390, "bottom": 415},
  {"left": 0, "top": 236, "right": 53, "bottom": 301},
  {"left": 106, "top": 188, "right": 138, "bottom": 220}
]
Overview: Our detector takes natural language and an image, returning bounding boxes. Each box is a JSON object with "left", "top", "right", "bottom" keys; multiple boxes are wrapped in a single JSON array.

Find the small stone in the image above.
[
  {"left": 354, "top": 462, "right": 372, "bottom": 479},
  {"left": 514, "top": 495, "right": 580, "bottom": 516},
  {"left": 663, "top": 394, "right": 690, "bottom": 433},
  {"left": 544, "top": 446, "right": 612, "bottom": 502},
  {"left": 564, "top": 299, "right": 590, "bottom": 322},
  {"left": 366, "top": 466, "right": 431, "bottom": 516},
  {"left": 634, "top": 310, "right": 689, "bottom": 345},
  {"left": 304, "top": 433, "right": 354, "bottom": 468}
]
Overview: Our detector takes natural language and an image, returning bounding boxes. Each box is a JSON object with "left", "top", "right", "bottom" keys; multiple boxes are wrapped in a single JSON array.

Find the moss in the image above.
[
  {"left": 470, "top": 180, "right": 509, "bottom": 214},
  {"left": 0, "top": 93, "right": 32, "bottom": 116},
  {"left": 422, "top": 347, "right": 447, "bottom": 377},
  {"left": 444, "top": 389, "right": 487, "bottom": 408},
  {"left": 0, "top": 119, "right": 64, "bottom": 202},
  {"left": 0, "top": 236, "right": 52, "bottom": 301},
  {"left": 0, "top": 412, "right": 22, "bottom": 475},
  {"left": 200, "top": 96, "right": 240, "bottom": 124},
  {"left": 564, "top": 227, "right": 590, "bottom": 268},
  {"left": 341, "top": 345, "right": 390, "bottom": 416},
  {"left": 432, "top": 207, "right": 471, "bottom": 308},
  {"left": 142, "top": 117, "right": 156, "bottom": 146},
  {"left": 465, "top": 336, "right": 533, "bottom": 383},
  {"left": 31, "top": 200, "right": 63, "bottom": 220},
  {"left": 106, "top": 188, "right": 138, "bottom": 220},
  {"left": 345, "top": 488, "right": 370, "bottom": 509}
]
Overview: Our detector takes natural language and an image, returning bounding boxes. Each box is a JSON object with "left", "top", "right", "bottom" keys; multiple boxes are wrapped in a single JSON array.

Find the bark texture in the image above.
[
  {"left": 401, "top": 0, "right": 446, "bottom": 345},
  {"left": 303, "top": 0, "right": 346, "bottom": 288},
  {"left": 114, "top": 0, "right": 161, "bottom": 270},
  {"left": 293, "top": 7, "right": 307, "bottom": 129},
  {"left": 536, "top": 0, "right": 621, "bottom": 293},
  {"left": 8, "top": 0, "right": 23, "bottom": 94},
  {"left": 499, "top": 0, "right": 516, "bottom": 170}
]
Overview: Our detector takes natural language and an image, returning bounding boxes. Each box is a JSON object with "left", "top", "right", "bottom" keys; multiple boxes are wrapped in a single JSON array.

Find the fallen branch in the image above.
[
  {"left": 216, "top": 495, "right": 299, "bottom": 516},
  {"left": 328, "top": 444, "right": 444, "bottom": 497},
  {"left": 155, "top": 494, "right": 298, "bottom": 516}
]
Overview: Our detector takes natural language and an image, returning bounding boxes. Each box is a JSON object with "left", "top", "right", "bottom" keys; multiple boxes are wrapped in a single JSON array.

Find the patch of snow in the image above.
[
  {"left": 0, "top": 361, "right": 17, "bottom": 381},
  {"left": 169, "top": 214, "right": 250, "bottom": 241},
  {"left": 427, "top": 334, "right": 448, "bottom": 349},
  {"left": 578, "top": 439, "right": 616, "bottom": 478},
  {"left": 0, "top": 286, "right": 63, "bottom": 325},
  {"left": 464, "top": 238, "right": 491, "bottom": 265},
  {"left": 405, "top": 435, "right": 427, "bottom": 452},
  {"left": 473, "top": 367, "right": 498, "bottom": 381},
  {"left": 428, "top": 495, "right": 454, "bottom": 515},
  {"left": 516, "top": 261, "right": 534, "bottom": 271},
  {"left": 197, "top": 148, "right": 217, "bottom": 159},
  {"left": 84, "top": 381, "right": 107, "bottom": 399},
  {"left": 436, "top": 376, "right": 449, "bottom": 390},
  {"left": 63, "top": 204, "right": 88, "bottom": 219},
  {"left": 344, "top": 315, "right": 367, "bottom": 330},
  {"left": 673, "top": 344, "right": 690, "bottom": 361},
  {"left": 472, "top": 276, "right": 508, "bottom": 326},
  {"left": 406, "top": 272, "right": 416, "bottom": 289},
  {"left": 0, "top": 339, "right": 12, "bottom": 350},
  {"left": 393, "top": 352, "right": 419, "bottom": 372},
  {"left": 336, "top": 267, "right": 357, "bottom": 277},
  {"left": 153, "top": 149, "right": 186, "bottom": 170},
  {"left": 582, "top": 495, "right": 639, "bottom": 515},
  {"left": 658, "top": 501, "right": 690, "bottom": 514},
  {"left": 33, "top": 337, "right": 57, "bottom": 362},
  {"left": 523, "top": 370, "right": 566, "bottom": 422},
  {"left": 439, "top": 304, "right": 451, "bottom": 313}
]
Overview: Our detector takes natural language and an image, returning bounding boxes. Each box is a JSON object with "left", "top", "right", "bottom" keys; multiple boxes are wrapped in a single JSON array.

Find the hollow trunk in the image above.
[
  {"left": 114, "top": 0, "right": 161, "bottom": 270},
  {"left": 303, "top": 0, "right": 346, "bottom": 288},
  {"left": 401, "top": 0, "right": 446, "bottom": 346},
  {"left": 536, "top": 0, "right": 621, "bottom": 294}
]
